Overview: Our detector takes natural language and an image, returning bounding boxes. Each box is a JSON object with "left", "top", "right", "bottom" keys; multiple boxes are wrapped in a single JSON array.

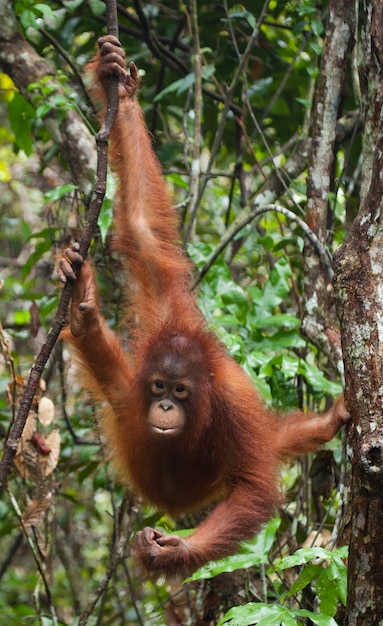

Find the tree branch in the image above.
[
  {"left": 0, "top": 0, "right": 96, "bottom": 196},
  {"left": 0, "top": 0, "right": 120, "bottom": 493},
  {"left": 302, "top": 0, "right": 355, "bottom": 368}
]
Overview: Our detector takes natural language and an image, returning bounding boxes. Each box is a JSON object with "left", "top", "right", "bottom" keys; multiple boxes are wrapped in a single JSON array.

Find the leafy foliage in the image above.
[{"left": 0, "top": 0, "right": 358, "bottom": 623}]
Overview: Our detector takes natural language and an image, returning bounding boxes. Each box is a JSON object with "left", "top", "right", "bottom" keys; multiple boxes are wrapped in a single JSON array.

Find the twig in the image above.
[
  {"left": 0, "top": 0, "right": 119, "bottom": 493},
  {"left": 195, "top": 203, "right": 332, "bottom": 287},
  {"left": 188, "top": 1, "right": 271, "bottom": 233},
  {"left": 8, "top": 488, "right": 58, "bottom": 625},
  {"left": 77, "top": 508, "right": 135, "bottom": 626},
  {"left": 183, "top": 0, "right": 203, "bottom": 241}
]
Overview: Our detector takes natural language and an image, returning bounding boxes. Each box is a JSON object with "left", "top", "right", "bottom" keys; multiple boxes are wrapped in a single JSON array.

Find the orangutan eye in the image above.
[{"left": 151, "top": 380, "right": 165, "bottom": 396}]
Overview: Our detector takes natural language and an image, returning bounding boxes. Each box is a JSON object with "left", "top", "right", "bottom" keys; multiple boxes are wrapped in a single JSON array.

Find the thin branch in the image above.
[
  {"left": 77, "top": 505, "right": 135, "bottom": 626},
  {"left": 8, "top": 488, "right": 58, "bottom": 625},
  {"left": 0, "top": 0, "right": 119, "bottom": 493},
  {"left": 184, "top": 0, "right": 271, "bottom": 243},
  {"left": 195, "top": 203, "right": 332, "bottom": 287},
  {"left": 192, "top": 24, "right": 261, "bottom": 220},
  {"left": 183, "top": 0, "right": 203, "bottom": 241}
]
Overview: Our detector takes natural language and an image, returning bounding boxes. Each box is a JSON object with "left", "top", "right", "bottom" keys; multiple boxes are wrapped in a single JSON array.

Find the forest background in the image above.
[{"left": 0, "top": 1, "right": 382, "bottom": 625}]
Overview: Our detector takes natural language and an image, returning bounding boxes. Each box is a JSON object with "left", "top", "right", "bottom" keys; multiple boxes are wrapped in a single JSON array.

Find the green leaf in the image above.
[
  {"left": 19, "top": 219, "right": 33, "bottom": 240},
  {"left": 78, "top": 460, "right": 101, "bottom": 483},
  {"left": 154, "top": 73, "right": 195, "bottom": 102},
  {"left": 19, "top": 9, "right": 38, "bottom": 29},
  {"left": 316, "top": 563, "right": 339, "bottom": 616},
  {"left": 22, "top": 237, "right": 53, "bottom": 279},
  {"left": 8, "top": 93, "right": 34, "bottom": 155},
  {"left": 14, "top": 309, "right": 31, "bottom": 325},
  {"left": 296, "top": 97, "right": 312, "bottom": 107},
  {"left": 201, "top": 64, "right": 215, "bottom": 80},
  {"left": 311, "top": 20, "right": 325, "bottom": 36},
  {"left": 228, "top": 6, "right": 257, "bottom": 30},
  {"left": 166, "top": 173, "right": 189, "bottom": 190},
  {"left": 333, "top": 556, "right": 348, "bottom": 605},
  {"left": 34, "top": 3, "right": 55, "bottom": 17},
  {"left": 274, "top": 547, "right": 331, "bottom": 571},
  {"left": 274, "top": 545, "right": 348, "bottom": 616},
  {"left": 310, "top": 42, "right": 324, "bottom": 55},
  {"left": 98, "top": 198, "right": 113, "bottom": 243},
  {"left": 297, "top": 3, "right": 317, "bottom": 16},
  {"left": 36, "top": 103, "right": 52, "bottom": 118},
  {"left": 218, "top": 603, "right": 339, "bottom": 626},
  {"left": 44, "top": 184, "right": 77, "bottom": 202},
  {"left": 294, "top": 609, "right": 338, "bottom": 625},
  {"left": 249, "top": 258, "right": 292, "bottom": 317},
  {"left": 63, "top": 0, "right": 84, "bottom": 8},
  {"left": 299, "top": 361, "right": 343, "bottom": 395},
  {"left": 287, "top": 562, "right": 321, "bottom": 597},
  {"left": 254, "top": 313, "right": 300, "bottom": 330},
  {"left": 89, "top": 0, "right": 105, "bottom": 16},
  {"left": 218, "top": 602, "right": 297, "bottom": 626},
  {"left": 187, "top": 518, "right": 280, "bottom": 581},
  {"left": 315, "top": 554, "right": 348, "bottom": 614},
  {"left": 256, "top": 330, "right": 306, "bottom": 351}
]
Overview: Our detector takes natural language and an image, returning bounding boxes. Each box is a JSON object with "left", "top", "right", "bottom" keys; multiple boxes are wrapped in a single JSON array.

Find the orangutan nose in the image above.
[{"left": 159, "top": 399, "right": 174, "bottom": 411}]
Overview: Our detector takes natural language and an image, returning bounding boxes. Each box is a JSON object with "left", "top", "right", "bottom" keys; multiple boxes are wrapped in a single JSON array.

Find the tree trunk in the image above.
[
  {"left": 334, "top": 1, "right": 383, "bottom": 623},
  {"left": 303, "top": 0, "right": 355, "bottom": 369}
]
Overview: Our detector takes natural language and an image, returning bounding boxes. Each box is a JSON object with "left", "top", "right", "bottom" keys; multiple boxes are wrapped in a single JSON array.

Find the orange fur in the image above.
[{"left": 61, "top": 36, "right": 349, "bottom": 579}]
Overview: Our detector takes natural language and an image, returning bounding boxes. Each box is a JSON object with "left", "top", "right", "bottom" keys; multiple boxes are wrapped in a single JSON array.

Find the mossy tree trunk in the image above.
[{"left": 334, "top": 1, "right": 383, "bottom": 623}]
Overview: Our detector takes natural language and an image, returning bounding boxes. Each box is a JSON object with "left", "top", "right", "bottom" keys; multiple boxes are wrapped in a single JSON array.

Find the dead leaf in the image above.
[
  {"left": 38, "top": 397, "right": 55, "bottom": 426},
  {"left": 22, "top": 493, "right": 52, "bottom": 527},
  {"left": 40, "top": 430, "right": 61, "bottom": 478}
]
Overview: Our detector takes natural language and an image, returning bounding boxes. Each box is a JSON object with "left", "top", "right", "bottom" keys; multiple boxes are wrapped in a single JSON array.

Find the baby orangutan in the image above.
[{"left": 60, "top": 36, "right": 349, "bottom": 580}]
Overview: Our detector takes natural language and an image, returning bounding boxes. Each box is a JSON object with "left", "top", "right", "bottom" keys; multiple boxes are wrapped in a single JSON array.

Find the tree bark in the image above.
[
  {"left": 0, "top": 0, "right": 96, "bottom": 196},
  {"left": 334, "top": 1, "right": 383, "bottom": 623},
  {"left": 303, "top": 0, "right": 355, "bottom": 370}
]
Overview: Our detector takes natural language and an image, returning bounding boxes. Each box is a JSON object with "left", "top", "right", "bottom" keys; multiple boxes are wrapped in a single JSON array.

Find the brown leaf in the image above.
[
  {"left": 40, "top": 430, "right": 61, "bottom": 478},
  {"left": 22, "top": 493, "right": 52, "bottom": 527},
  {"left": 29, "top": 301, "right": 40, "bottom": 338},
  {"left": 37, "top": 397, "right": 55, "bottom": 426},
  {"left": 14, "top": 421, "right": 61, "bottom": 481},
  {"left": 30, "top": 432, "right": 51, "bottom": 456}
]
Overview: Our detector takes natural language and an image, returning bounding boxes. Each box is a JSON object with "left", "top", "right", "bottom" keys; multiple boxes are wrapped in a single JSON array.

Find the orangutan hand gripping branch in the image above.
[{"left": 59, "top": 36, "right": 350, "bottom": 580}]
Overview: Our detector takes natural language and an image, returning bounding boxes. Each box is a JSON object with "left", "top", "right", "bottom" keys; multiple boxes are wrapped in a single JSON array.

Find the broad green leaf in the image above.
[
  {"left": 274, "top": 547, "right": 332, "bottom": 571},
  {"left": 98, "top": 198, "right": 113, "bottom": 243},
  {"left": 228, "top": 6, "right": 257, "bottom": 30},
  {"left": 294, "top": 609, "right": 338, "bottom": 625},
  {"left": 35, "top": 3, "right": 55, "bottom": 17},
  {"left": 63, "top": 0, "right": 84, "bottom": 8},
  {"left": 8, "top": 93, "right": 34, "bottom": 155},
  {"left": 89, "top": 0, "right": 105, "bottom": 15},
  {"left": 333, "top": 556, "right": 348, "bottom": 605},
  {"left": 255, "top": 313, "right": 300, "bottom": 330},
  {"left": 44, "top": 184, "right": 77, "bottom": 202},
  {"left": 154, "top": 73, "right": 195, "bottom": 102},
  {"left": 36, "top": 103, "right": 52, "bottom": 118},
  {"left": 218, "top": 603, "right": 339, "bottom": 626},
  {"left": 316, "top": 563, "right": 339, "bottom": 616},
  {"left": 299, "top": 361, "right": 343, "bottom": 395},
  {"left": 19, "top": 9, "right": 38, "bottom": 29},
  {"left": 14, "top": 310, "right": 31, "bottom": 325},
  {"left": 218, "top": 602, "right": 298, "bottom": 626},
  {"left": 201, "top": 64, "right": 215, "bottom": 80},
  {"left": 166, "top": 172, "right": 189, "bottom": 190},
  {"left": 22, "top": 237, "right": 54, "bottom": 279},
  {"left": 287, "top": 563, "right": 321, "bottom": 597},
  {"left": 187, "top": 518, "right": 280, "bottom": 581},
  {"left": 311, "top": 19, "right": 325, "bottom": 36}
]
